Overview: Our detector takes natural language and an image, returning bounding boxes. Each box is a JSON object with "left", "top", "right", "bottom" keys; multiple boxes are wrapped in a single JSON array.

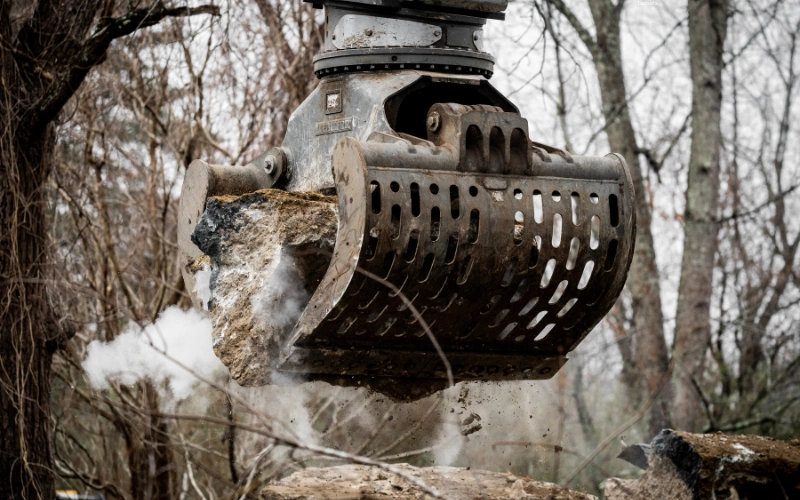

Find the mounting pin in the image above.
[{"left": 427, "top": 112, "right": 441, "bottom": 132}]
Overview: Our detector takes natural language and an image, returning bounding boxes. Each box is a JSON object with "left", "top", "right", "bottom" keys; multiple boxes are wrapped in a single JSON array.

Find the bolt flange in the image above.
[{"left": 264, "top": 155, "right": 277, "bottom": 174}]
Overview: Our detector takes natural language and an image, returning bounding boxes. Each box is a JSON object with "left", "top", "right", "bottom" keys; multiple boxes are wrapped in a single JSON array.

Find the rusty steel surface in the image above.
[{"left": 276, "top": 104, "right": 636, "bottom": 382}]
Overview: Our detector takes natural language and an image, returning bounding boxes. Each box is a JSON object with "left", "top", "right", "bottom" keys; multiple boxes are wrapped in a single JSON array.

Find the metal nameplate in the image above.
[{"left": 315, "top": 117, "right": 355, "bottom": 136}]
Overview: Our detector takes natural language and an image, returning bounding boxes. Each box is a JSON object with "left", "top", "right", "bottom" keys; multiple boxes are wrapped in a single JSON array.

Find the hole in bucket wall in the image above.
[
  {"left": 457, "top": 255, "right": 473, "bottom": 284},
  {"left": 366, "top": 227, "right": 380, "bottom": 260},
  {"left": 337, "top": 316, "right": 356, "bottom": 334},
  {"left": 571, "top": 192, "right": 581, "bottom": 225},
  {"left": 450, "top": 185, "right": 460, "bottom": 219},
  {"left": 366, "top": 305, "right": 387, "bottom": 323},
  {"left": 457, "top": 319, "right": 479, "bottom": 339},
  {"left": 380, "top": 251, "right": 395, "bottom": 278},
  {"left": 541, "top": 258, "right": 556, "bottom": 287},
  {"left": 510, "top": 128, "right": 527, "bottom": 167},
  {"left": 359, "top": 290, "right": 381, "bottom": 309},
  {"left": 609, "top": 194, "right": 619, "bottom": 227},
  {"left": 557, "top": 298, "right": 578, "bottom": 317},
  {"left": 511, "top": 278, "right": 529, "bottom": 303},
  {"left": 396, "top": 291, "right": 417, "bottom": 311},
  {"left": 375, "top": 317, "right": 397, "bottom": 336},
  {"left": 535, "top": 323, "right": 555, "bottom": 340},
  {"left": 489, "top": 127, "right": 505, "bottom": 172},
  {"left": 390, "top": 205, "right": 401, "bottom": 239},
  {"left": 468, "top": 209, "right": 480, "bottom": 243},
  {"left": 501, "top": 257, "right": 518, "bottom": 287},
  {"left": 533, "top": 191, "right": 543, "bottom": 223},
  {"left": 404, "top": 230, "right": 419, "bottom": 262},
  {"left": 430, "top": 207, "right": 440, "bottom": 241},
  {"left": 445, "top": 233, "right": 459, "bottom": 264},
  {"left": 527, "top": 310, "right": 547, "bottom": 329},
  {"left": 605, "top": 239, "right": 618, "bottom": 271},
  {"left": 440, "top": 292, "right": 458, "bottom": 312},
  {"left": 549, "top": 280, "right": 568, "bottom": 304},
  {"left": 590, "top": 215, "right": 600, "bottom": 249},
  {"left": 529, "top": 235, "right": 542, "bottom": 268},
  {"left": 552, "top": 214, "right": 563, "bottom": 247},
  {"left": 514, "top": 211, "right": 524, "bottom": 245},
  {"left": 390, "top": 181, "right": 400, "bottom": 192},
  {"left": 566, "top": 237, "right": 580, "bottom": 270},
  {"left": 519, "top": 297, "right": 539, "bottom": 316},
  {"left": 578, "top": 260, "right": 594, "bottom": 289},
  {"left": 465, "top": 125, "right": 484, "bottom": 171},
  {"left": 370, "top": 181, "right": 381, "bottom": 214},
  {"left": 480, "top": 295, "right": 502, "bottom": 314},
  {"left": 498, "top": 322, "right": 518, "bottom": 339},
  {"left": 490, "top": 308, "right": 510, "bottom": 327},
  {"left": 410, "top": 183, "right": 420, "bottom": 216}
]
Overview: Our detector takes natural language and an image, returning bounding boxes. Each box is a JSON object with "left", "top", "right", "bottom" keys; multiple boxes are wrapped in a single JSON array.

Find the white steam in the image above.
[
  {"left": 193, "top": 264, "right": 213, "bottom": 311},
  {"left": 250, "top": 251, "right": 309, "bottom": 329},
  {"left": 82, "top": 306, "right": 227, "bottom": 399}
]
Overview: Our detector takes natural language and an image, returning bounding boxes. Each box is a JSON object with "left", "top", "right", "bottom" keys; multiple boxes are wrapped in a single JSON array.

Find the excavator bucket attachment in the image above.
[
  {"left": 178, "top": 0, "right": 638, "bottom": 391},
  {"left": 275, "top": 104, "right": 635, "bottom": 382}
]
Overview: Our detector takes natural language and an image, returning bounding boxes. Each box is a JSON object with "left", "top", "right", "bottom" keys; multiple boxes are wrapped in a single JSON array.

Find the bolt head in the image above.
[
  {"left": 434, "top": 29, "right": 442, "bottom": 37},
  {"left": 473, "top": 33, "right": 479, "bottom": 41},
  {"left": 364, "top": 28, "right": 373, "bottom": 36},
  {"left": 426, "top": 112, "right": 441, "bottom": 132},
  {"left": 265, "top": 155, "right": 276, "bottom": 174}
]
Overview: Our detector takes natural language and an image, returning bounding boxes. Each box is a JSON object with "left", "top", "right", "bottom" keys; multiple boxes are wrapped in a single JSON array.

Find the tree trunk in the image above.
[
  {"left": 0, "top": 10, "right": 61, "bottom": 489},
  {"left": 546, "top": 0, "right": 672, "bottom": 435},
  {"left": 586, "top": 0, "right": 672, "bottom": 435},
  {"left": 0, "top": 2, "right": 219, "bottom": 495},
  {"left": 0, "top": 131, "right": 58, "bottom": 499},
  {"left": 125, "top": 383, "right": 175, "bottom": 500},
  {"left": 672, "top": 0, "right": 728, "bottom": 432}
]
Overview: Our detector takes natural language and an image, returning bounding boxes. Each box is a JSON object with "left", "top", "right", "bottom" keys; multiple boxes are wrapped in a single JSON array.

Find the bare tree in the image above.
[
  {"left": 541, "top": 0, "right": 672, "bottom": 434},
  {"left": 0, "top": 1, "right": 218, "bottom": 496},
  {"left": 672, "top": 0, "right": 729, "bottom": 431}
]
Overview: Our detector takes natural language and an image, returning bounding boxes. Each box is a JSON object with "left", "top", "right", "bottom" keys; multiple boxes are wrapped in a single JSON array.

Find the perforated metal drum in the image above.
[{"left": 276, "top": 104, "right": 635, "bottom": 382}]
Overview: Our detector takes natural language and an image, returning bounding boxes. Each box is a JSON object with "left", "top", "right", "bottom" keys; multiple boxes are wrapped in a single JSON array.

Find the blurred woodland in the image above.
[{"left": 2, "top": 0, "right": 800, "bottom": 498}]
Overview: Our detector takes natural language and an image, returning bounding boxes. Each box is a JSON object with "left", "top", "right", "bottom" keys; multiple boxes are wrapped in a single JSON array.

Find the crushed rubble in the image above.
[{"left": 260, "top": 463, "right": 597, "bottom": 499}]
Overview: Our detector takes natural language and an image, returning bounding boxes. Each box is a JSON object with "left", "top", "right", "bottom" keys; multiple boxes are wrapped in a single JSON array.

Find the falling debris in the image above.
[
  {"left": 260, "top": 463, "right": 597, "bottom": 499},
  {"left": 459, "top": 412, "right": 483, "bottom": 436},
  {"left": 606, "top": 430, "right": 800, "bottom": 500}
]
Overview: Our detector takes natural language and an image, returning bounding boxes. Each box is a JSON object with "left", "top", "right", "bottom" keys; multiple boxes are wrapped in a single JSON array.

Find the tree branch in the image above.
[
  {"left": 543, "top": 0, "right": 597, "bottom": 52},
  {"left": 27, "top": 2, "right": 220, "bottom": 133}
]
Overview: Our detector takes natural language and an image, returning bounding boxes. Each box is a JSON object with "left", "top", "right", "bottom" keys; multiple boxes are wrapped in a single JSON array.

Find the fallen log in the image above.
[
  {"left": 606, "top": 429, "right": 800, "bottom": 499},
  {"left": 261, "top": 463, "right": 597, "bottom": 499}
]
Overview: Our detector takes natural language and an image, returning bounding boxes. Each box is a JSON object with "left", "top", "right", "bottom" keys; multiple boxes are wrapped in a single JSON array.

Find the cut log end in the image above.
[{"left": 607, "top": 430, "right": 800, "bottom": 500}]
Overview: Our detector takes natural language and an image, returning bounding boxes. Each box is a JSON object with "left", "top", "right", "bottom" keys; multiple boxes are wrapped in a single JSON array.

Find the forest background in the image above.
[{"left": 1, "top": 0, "right": 799, "bottom": 498}]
